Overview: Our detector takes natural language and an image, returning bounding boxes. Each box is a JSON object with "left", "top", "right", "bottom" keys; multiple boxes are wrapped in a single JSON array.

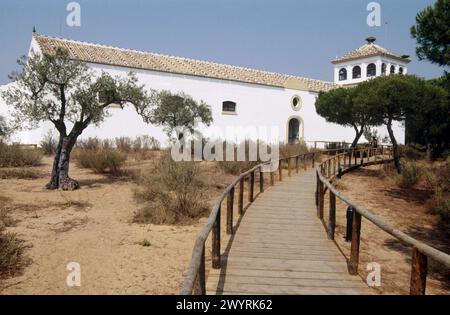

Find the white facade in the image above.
[
  {"left": 333, "top": 55, "right": 409, "bottom": 86},
  {"left": 0, "top": 36, "right": 405, "bottom": 148}
]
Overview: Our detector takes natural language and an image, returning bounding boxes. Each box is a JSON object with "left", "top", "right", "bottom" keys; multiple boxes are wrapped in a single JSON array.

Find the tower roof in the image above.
[{"left": 332, "top": 37, "right": 411, "bottom": 64}]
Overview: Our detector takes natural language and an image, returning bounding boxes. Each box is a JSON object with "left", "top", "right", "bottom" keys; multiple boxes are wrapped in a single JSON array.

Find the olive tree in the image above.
[
  {"left": 2, "top": 49, "right": 156, "bottom": 190},
  {"left": 150, "top": 90, "right": 213, "bottom": 141}
]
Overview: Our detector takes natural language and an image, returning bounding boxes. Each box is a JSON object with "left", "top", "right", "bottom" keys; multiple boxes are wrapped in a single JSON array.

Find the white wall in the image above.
[{"left": 0, "top": 38, "right": 405, "bottom": 147}]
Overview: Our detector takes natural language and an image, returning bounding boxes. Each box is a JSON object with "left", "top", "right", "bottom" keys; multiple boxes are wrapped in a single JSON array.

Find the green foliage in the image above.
[
  {"left": 411, "top": 0, "right": 450, "bottom": 66},
  {"left": 134, "top": 152, "right": 207, "bottom": 224},
  {"left": 316, "top": 87, "right": 381, "bottom": 147},
  {"left": 396, "top": 162, "right": 422, "bottom": 188},
  {"left": 0, "top": 115, "right": 10, "bottom": 139},
  {"left": 406, "top": 76, "right": 449, "bottom": 158},
  {"left": 0, "top": 141, "right": 43, "bottom": 167},
  {"left": 150, "top": 90, "right": 213, "bottom": 140},
  {"left": 424, "top": 160, "right": 450, "bottom": 234},
  {"left": 77, "top": 149, "right": 126, "bottom": 175}
]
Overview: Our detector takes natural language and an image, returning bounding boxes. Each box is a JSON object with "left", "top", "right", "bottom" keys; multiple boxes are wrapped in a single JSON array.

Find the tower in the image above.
[{"left": 332, "top": 37, "right": 411, "bottom": 86}]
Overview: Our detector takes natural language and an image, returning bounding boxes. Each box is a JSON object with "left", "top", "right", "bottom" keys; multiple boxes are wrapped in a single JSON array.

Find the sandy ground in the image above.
[
  {"left": 0, "top": 156, "right": 235, "bottom": 295},
  {"left": 323, "top": 164, "right": 450, "bottom": 295}
]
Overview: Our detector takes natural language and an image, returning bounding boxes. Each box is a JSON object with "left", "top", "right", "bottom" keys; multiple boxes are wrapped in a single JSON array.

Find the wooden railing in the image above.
[
  {"left": 179, "top": 151, "right": 319, "bottom": 295},
  {"left": 316, "top": 146, "right": 450, "bottom": 295}
]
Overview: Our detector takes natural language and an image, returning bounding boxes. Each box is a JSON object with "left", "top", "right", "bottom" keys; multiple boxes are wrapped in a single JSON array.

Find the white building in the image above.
[{"left": 0, "top": 33, "right": 406, "bottom": 147}]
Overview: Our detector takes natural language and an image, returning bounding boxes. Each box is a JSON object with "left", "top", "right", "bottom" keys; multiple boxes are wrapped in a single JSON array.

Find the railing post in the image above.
[
  {"left": 279, "top": 160, "right": 283, "bottom": 181},
  {"left": 328, "top": 191, "right": 336, "bottom": 240},
  {"left": 318, "top": 181, "right": 324, "bottom": 219},
  {"left": 315, "top": 172, "right": 319, "bottom": 206},
  {"left": 288, "top": 158, "right": 292, "bottom": 177},
  {"left": 349, "top": 210, "right": 362, "bottom": 275},
  {"left": 193, "top": 244, "right": 206, "bottom": 295},
  {"left": 270, "top": 171, "right": 274, "bottom": 186},
  {"left": 410, "top": 247, "right": 428, "bottom": 295},
  {"left": 226, "top": 187, "right": 234, "bottom": 234},
  {"left": 296, "top": 156, "right": 299, "bottom": 173},
  {"left": 354, "top": 149, "right": 357, "bottom": 165},
  {"left": 238, "top": 178, "right": 244, "bottom": 215},
  {"left": 312, "top": 153, "right": 315, "bottom": 168},
  {"left": 333, "top": 157, "right": 336, "bottom": 175},
  {"left": 303, "top": 155, "right": 307, "bottom": 170},
  {"left": 259, "top": 168, "right": 264, "bottom": 193},
  {"left": 327, "top": 160, "right": 331, "bottom": 177},
  {"left": 249, "top": 171, "right": 255, "bottom": 203},
  {"left": 212, "top": 205, "right": 221, "bottom": 269}
]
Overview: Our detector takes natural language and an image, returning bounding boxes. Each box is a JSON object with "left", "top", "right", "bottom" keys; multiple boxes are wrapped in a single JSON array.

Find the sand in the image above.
[{"left": 0, "top": 156, "right": 224, "bottom": 294}]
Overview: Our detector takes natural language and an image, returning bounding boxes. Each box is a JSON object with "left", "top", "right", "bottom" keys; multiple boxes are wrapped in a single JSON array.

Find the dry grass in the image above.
[
  {"left": 134, "top": 152, "right": 208, "bottom": 225},
  {"left": 0, "top": 141, "right": 43, "bottom": 168},
  {"left": 0, "top": 168, "right": 43, "bottom": 180},
  {"left": 0, "top": 197, "right": 27, "bottom": 279}
]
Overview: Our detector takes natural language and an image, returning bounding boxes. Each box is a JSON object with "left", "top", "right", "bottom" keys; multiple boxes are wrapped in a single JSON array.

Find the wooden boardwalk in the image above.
[{"left": 206, "top": 169, "right": 373, "bottom": 295}]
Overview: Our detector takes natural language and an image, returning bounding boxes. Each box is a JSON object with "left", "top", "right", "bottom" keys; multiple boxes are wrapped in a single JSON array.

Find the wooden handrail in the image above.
[
  {"left": 315, "top": 147, "right": 450, "bottom": 295},
  {"left": 180, "top": 150, "right": 320, "bottom": 295}
]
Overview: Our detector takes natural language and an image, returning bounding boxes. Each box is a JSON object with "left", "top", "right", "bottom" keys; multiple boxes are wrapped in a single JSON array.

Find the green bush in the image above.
[
  {"left": 77, "top": 149, "right": 126, "bottom": 175},
  {"left": 0, "top": 141, "right": 43, "bottom": 167},
  {"left": 134, "top": 152, "right": 207, "bottom": 224},
  {"left": 397, "top": 162, "right": 422, "bottom": 188}
]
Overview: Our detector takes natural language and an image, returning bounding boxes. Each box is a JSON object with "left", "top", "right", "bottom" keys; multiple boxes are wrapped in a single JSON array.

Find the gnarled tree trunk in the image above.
[
  {"left": 46, "top": 134, "right": 80, "bottom": 190},
  {"left": 351, "top": 126, "right": 365, "bottom": 148},
  {"left": 387, "top": 119, "right": 401, "bottom": 173}
]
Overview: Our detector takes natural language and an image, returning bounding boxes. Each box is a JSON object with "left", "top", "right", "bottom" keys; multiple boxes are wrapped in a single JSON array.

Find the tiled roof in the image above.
[
  {"left": 33, "top": 33, "right": 336, "bottom": 92},
  {"left": 332, "top": 41, "right": 411, "bottom": 64}
]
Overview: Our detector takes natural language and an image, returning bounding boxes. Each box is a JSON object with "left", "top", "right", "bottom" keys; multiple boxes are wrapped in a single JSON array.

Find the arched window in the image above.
[
  {"left": 352, "top": 66, "right": 361, "bottom": 79},
  {"left": 222, "top": 101, "right": 236, "bottom": 113},
  {"left": 399, "top": 67, "right": 404, "bottom": 74},
  {"left": 381, "top": 63, "right": 386, "bottom": 75},
  {"left": 390, "top": 65, "right": 396, "bottom": 74},
  {"left": 367, "top": 63, "right": 376, "bottom": 77},
  {"left": 339, "top": 68, "right": 347, "bottom": 81}
]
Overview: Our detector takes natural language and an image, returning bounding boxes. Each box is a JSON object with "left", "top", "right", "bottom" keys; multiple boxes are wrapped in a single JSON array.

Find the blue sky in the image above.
[{"left": 0, "top": 0, "right": 446, "bottom": 85}]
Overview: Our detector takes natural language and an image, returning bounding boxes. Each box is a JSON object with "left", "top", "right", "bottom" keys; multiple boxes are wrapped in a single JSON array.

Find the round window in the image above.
[{"left": 291, "top": 95, "right": 302, "bottom": 111}]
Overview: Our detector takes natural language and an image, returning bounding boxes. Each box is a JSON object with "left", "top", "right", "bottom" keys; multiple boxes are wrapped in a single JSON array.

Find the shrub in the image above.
[
  {"left": 77, "top": 149, "right": 126, "bottom": 175},
  {"left": 133, "top": 135, "right": 160, "bottom": 151},
  {"left": 134, "top": 152, "right": 207, "bottom": 224},
  {"left": 115, "top": 137, "right": 133, "bottom": 154},
  {"left": 0, "top": 200, "right": 25, "bottom": 278},
  {"left": 40, "top": 131, "right": 58, "bottom": 155},
  {"left": 399, "top": 145, "right": 426, "bottom": 161},
  {"left": 0, "top": 168, "right": 42, "bottom": 179},
  {"left": 396, "top": 162, "right": 421, "bottom": 188},
  {"left": 76, "top": 137, "right": 102, "bottom": 151},
  {"left": 279, "top": 142, "right": 309, "bottom": 159},
  {"left": 0, "top": 141, "right": 43, "bottom": 167}
]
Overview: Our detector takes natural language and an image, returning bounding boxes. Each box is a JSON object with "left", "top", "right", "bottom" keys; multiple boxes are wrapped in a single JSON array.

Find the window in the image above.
[
  {"left": 222, "top": 101, "right": 236, "bottom": 113},
  {"left": 291, "top": 95, "right": 302, "bottom": 111},
  {"left": 367, "top": 63, "right": 376, "bottom": 77},
  {"left": 338, "top": 68, "right": 347, "bottom": 81},
  {"left": 352, "top": 66, "right": 361, "bottom": 79},
  {"left": 381, "top": 63, "right": 386, "bottom": 75},
  {"left": 399, "top": 67, "right": 404, "bottom": 74},
  {"left": 390, "top": 65, "right": 396, "bottom": 74}
]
